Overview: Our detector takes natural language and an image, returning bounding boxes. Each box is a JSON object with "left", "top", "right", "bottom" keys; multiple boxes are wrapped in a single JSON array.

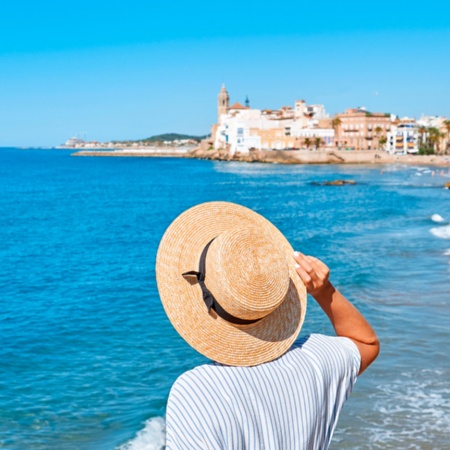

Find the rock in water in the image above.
[{"left": 311, "top": 180, "right": 356, "bottom": 186}]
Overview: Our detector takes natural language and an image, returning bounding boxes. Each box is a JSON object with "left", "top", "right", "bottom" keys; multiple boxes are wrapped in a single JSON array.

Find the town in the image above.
[
  {"left": 66, "top": 85, "right": 450, "bottom": 161},
  {"left": 210, "top": 85, "right": 450, "bottom": 156}
]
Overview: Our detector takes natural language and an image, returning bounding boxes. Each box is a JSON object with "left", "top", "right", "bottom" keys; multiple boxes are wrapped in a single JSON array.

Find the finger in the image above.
[
  {"left": 294, "top": 262, "right": 311, "bottom": 284},
  {"left": 294, "top": 252, "right": 314, "bottom": 274},
  {"left": 307, "top": 254, "right": 326, "bottom": 269},
  {"left": 306, "top": 256, "right": 329, "bottom": 277},
  {"left": 308, "top": 258, "right": 327, "bottom": 279},
  {"left": 305, "top": 256, "right": 320, "bottom": 271}
]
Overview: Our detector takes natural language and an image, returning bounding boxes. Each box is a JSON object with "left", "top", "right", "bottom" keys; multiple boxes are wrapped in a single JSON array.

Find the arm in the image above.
[{"left": 293, "top": 251, "right": 380, "bottom": 375}]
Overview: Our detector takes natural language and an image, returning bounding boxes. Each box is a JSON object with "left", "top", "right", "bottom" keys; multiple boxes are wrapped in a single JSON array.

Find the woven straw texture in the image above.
[{"left": 156, "top": 202, "right": 307, "bottom": 366}]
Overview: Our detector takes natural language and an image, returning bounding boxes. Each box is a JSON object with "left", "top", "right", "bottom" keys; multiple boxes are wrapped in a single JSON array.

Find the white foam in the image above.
[
  {"left": 361, "top": 369, "right": 450, "bottom": 447},
  {"left": 431, "top": 214, "right": 445, "bottom": 223},
  {"left": 430, "top": 225, "right": 450, "bottom": 239},
  {"left": 444, "top": 249, "right": 450, "bottom": 256},
  {"left": 118, "top": 417, "right": 165, "bottom": 450}
]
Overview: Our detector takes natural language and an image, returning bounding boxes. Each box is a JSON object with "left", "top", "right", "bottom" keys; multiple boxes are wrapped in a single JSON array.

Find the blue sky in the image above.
[{"left": 1, "top": 0, "right": 449, "bottom": 147}]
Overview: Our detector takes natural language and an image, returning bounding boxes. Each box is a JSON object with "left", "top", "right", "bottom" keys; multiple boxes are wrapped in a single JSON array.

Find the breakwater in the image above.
[{"left": 189, "top": 147, "right": 450, "bottom": 166}]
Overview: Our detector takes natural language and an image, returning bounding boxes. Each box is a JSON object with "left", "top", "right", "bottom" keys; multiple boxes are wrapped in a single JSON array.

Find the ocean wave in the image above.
[
  {"left": 431, "top": 214, "right": 445, "bottom": 223},
  {"left": 444, "top": 249, "right": 450, "bottom": 256},
  {"left": 118, "top": 417, "right": 165, "bottom": 450},
  {"left": 342, "top": 368, "right": 450, "bottom": 450},
  {"left": 430, "top": 225, "right": 450, "bottom": 239},
  {"left": 362, "top": 369, "right": 450, "bottom": 447}
]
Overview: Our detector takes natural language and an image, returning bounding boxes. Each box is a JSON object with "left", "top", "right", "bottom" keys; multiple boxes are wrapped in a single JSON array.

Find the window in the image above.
[{"left": 237, "top": 128, "right": 244, "bottom": 136}]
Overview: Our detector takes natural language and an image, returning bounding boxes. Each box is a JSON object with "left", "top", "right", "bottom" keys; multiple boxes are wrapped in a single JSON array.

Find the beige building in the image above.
[
  {"left": 213, "top": 86, "right": 334, "bottom": 154},
  {"left": 334, "top": 108, "right": 393, "bottom": 150}
]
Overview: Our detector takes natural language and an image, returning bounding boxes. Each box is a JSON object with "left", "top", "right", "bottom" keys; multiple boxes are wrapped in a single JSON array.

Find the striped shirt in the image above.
[{"left": 165, "top": 334, "right": 361, "bottom": 450}]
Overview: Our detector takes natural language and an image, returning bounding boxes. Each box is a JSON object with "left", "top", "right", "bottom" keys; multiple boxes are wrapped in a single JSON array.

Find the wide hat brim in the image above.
[{"left": 156, "top": 202, "right": 307, "bottom": 366}]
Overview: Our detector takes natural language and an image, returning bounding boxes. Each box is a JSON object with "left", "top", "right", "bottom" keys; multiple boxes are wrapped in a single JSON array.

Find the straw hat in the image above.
[{"left": 156, "top": 201, "right": 307, "bottom": 367}]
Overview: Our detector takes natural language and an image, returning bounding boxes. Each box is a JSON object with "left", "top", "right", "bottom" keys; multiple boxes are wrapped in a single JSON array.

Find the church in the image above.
[{"left": 211, "top": 85, "right": 334, "bottom": 154}]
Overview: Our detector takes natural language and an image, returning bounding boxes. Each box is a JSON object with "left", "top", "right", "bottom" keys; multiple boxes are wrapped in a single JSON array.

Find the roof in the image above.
[{"left": 229, "top": 102, "right": 248, "bottom": 110}]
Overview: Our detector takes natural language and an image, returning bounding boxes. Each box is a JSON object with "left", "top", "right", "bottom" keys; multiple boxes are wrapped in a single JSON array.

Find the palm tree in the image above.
[
  {"left": 379, "top": 136, "right": 387, "bottom": 150},
  {"left": 438, "top": 131, "right": 446, "bottom": 154},
  {"left": 314, "top": 137, "right": 323, "bottom": 150},
  {"left": 304, "top": 137, "right": 311, "bottom": 149},
  {"left": 443, "top": 120, "right": 450, "bottom": 154},
  {"left": 332, "top": 117, "right": 342, "bottom": 148},
  {"left": 374, "top": 126, "right": 383, "bottom": 150},
  {"left": 418, "top": 126, "right": 427, "bottom": 150},
  {"left": 428, "top": 128, "right": 441, "bottom": 154}
]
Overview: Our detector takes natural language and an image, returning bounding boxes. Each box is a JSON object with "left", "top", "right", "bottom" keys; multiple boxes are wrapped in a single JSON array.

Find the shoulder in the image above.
[
  {"left": 290, "top": 334, "right": 361, "bottom": 379},
  {"left": 167, "top": 364, "right": 220, "bottom": 410},
  {"left": 170, "top": 363, "right": 220, "bottom": 388}
]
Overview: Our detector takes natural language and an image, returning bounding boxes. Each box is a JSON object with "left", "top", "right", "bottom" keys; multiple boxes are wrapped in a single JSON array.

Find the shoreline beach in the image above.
[{"left": 72, "top": 147, "right": 450, "bottom": 167}]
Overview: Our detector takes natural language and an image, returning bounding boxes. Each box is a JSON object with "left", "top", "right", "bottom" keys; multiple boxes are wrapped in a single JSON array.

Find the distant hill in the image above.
[{"left": 142, "top": 133, "right": 209, "bottom": 143}]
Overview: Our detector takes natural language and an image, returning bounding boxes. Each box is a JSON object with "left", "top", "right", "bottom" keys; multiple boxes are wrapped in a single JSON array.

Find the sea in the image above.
[{"left": 1, "top": 147, "right": 449, "bottom": 450}]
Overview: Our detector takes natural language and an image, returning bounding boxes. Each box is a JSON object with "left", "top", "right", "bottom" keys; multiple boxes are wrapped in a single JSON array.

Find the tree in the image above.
[
  {"left": 332, "top": 117, "right": 342, "bottom": 148},
  {"left": 314, "top": 137, "right": 323, "bottom": 150},
  {"left": 418, "top": 126, "right": 427, "bottom": 150},
  {"left": 379, "top": 136, "right": 387, "bottom": 150},
  {"left": 438, "top": 131, "right": 446, "bottom": 154},
  {"left": 374, "top": 126, "right": 383, "bottom": 135},
  {"left": 304, "top": 137, "right": 311, "bottom": 149},
  {"left": 443, "top": 120, "right": 450, "bottom": 154},
  {"left": 374, "top": 126, "right": 383, "bottom": 150},
  {"left": 428, "top": 128, "right": 441, "bottom": 154},
  {"left": 331, "top": 117, "right": 342, "bottom": 129}
]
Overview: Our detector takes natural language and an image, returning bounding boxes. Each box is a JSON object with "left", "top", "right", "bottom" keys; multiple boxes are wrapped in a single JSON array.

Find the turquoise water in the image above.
[{"left": 1, "top": 148, "right": 449, "bottom": 450}]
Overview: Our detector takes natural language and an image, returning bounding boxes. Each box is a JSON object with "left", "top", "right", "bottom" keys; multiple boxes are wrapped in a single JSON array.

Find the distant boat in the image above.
[
  {"left": 56, "top": 137, "right": 86, "bottom": 149},
  {"left": 64, "top": 137, "right": 85, "bottom": 147}
]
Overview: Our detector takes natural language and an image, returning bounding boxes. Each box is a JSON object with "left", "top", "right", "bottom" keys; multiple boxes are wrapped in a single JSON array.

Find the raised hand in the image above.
[
  {"left": 292, "top": 250, "right": 379, "bottom": 374},
  {"left": 293, "top": 251, "right": 331, "bottom": 298}
]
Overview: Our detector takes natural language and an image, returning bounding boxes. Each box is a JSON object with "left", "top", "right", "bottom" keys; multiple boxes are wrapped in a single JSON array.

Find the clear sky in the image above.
[{"left": 1, "top": 0, "right": 449, "bottom": 147}]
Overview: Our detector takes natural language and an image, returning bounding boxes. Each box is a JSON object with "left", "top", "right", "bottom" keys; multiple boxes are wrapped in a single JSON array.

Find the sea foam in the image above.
[
  {"left": 431, "top": 214, "right": 445, "bottom": 223},
  {"left": 430, "top": 225, "right": 450, "bottom": 239},
  {"left": 118, "top": 417, "right": 165, "bottom": 450}
]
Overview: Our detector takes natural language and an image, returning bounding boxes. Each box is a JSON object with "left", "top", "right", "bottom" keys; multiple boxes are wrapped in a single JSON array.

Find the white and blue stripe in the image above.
[{"left": 166, "top": 334, "right": 360, "bottom": 450}]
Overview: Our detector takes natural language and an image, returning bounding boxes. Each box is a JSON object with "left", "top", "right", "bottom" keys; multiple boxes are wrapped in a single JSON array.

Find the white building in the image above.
[
  {"left": 417, "top": 115, "right": 445, "bottom": 128},
  {"left": 213, "top": 86, "right": 333, "bottom": 154},
  {"left": 386, "top": 122, "right": 419, "bottom": 154}
]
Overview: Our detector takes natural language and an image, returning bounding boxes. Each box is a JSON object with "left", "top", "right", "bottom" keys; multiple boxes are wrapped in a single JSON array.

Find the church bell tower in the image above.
[{"left": 218, "top": 85, "right": 230, "bottom": 123}]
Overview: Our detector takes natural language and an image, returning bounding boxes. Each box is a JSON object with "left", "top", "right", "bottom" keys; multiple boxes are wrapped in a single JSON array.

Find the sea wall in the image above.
[
  {"left": 71, "top": 145, "right": 450, "bottom": 166},
  {"left": 188, "top": 147, "right": 450, "bottom": 166},
  {"left": 72, "top": 148, "right": 190, "bottom": 157}
]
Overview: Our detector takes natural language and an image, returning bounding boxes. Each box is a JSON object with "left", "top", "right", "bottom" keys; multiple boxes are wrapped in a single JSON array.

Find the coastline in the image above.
[
  {"left": 71, "top": 147, "right": 191, "bottom": 158},
  {"left": 188, "top": 147, "right": 450, "bottom": 166},
  {"left": 72, "top": 147, "right": 450, "bottom": 167}
]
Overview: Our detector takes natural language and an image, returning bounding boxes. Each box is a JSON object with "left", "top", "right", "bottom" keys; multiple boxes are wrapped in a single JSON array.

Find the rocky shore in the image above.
[
  {"left": 188, "top": 147, "right": 450, "bottom": 166},
  {"left": 71, "top": 145, "right": 450, "bottom": 167}
]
